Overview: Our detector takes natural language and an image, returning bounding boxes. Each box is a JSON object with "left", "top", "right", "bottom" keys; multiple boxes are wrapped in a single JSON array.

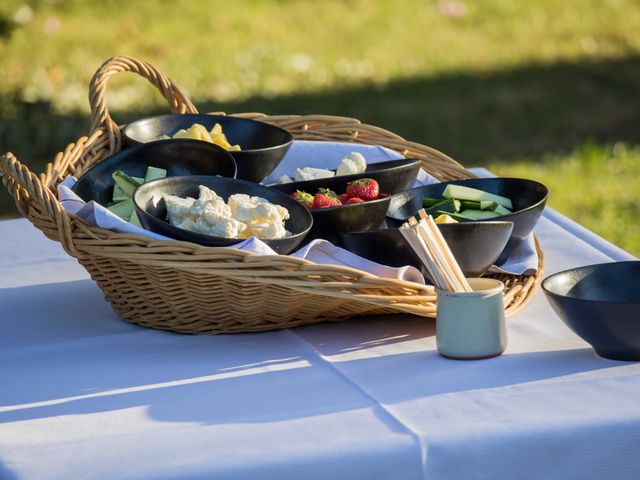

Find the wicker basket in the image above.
[{"left": 0, "top": 56, "right": 544, "bottom": 334}]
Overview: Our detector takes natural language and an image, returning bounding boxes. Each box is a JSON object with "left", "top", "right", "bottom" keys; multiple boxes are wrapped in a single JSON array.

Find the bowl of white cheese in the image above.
[
  {"left": 133, "top": 176, "right": 313, "bottom": 254},
  {"left": 268, "top": 156, "right": 421, "bottom": 196}
]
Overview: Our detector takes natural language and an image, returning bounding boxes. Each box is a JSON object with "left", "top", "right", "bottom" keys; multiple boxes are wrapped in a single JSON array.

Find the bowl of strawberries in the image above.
[{"left": 282, "top": 178, "right": 392, "bottom": 244}]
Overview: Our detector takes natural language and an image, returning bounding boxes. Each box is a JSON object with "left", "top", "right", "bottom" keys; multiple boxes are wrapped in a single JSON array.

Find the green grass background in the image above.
[{"left": 1, "top": 0, "right": 638, "bottom": 255}]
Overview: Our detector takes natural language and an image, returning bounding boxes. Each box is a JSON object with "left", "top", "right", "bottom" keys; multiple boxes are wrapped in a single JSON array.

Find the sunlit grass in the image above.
[{"left": 489, "top": 143, "right": 640, "bottom": 254}]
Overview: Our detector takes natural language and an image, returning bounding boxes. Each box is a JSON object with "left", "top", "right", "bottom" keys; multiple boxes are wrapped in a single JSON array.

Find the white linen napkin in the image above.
[
  {"left": 292, "top": 239, "right": 425, "bottom": 284},
  {"left": 487, "top": 236, "right": 538, "bottom": 275}
]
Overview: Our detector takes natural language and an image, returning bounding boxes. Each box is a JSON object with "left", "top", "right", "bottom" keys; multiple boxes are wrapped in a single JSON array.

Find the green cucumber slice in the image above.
[
  {"left": 422, "top": 197, "right": 445, "bottom": 208},
  {"left": 459, "top": 199, "right": 481, "bottom": 210},
  {"left": 459, "top": 209, "right": 502, "bottom": 220},
  {"left": 107, "top": 199, "right": 134, "bottom": 220},
  {"left": 494, "top": 204, "right": 512, "bottom": 215},
  {"left": 480, "top": 200, "right": 498, "bottom": 210},
  {"left": 129, "top": 211, "right": 142, "bottom": 227},
  {"left": 112, "top": 171, "right": 142, "bottom": 197},
  {"left": 443, "top": 184, "right": 513, "bottom": 209},
  {"left": 439, "top": 211, "right": 471, "bottom": 221},
  {"left": 112, "top": 183, "right": 128, "bottom": 202},
  {"left": 144, "top": 166, "right": 168, "bottom": 183},
  {"left": 425, "top": 198, "right": 461, "bottom": 216}
]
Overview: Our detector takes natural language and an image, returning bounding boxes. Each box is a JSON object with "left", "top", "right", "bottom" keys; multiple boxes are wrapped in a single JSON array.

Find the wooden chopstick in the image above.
[
  {"left": 400, "top": 224, "right": 448, "bottom": 290},
  {"left": 419, "top": 210, "right": 471, "bottom": 291},
  {"left": 401, "top": 210, "right": 473, "bottom": 292}
]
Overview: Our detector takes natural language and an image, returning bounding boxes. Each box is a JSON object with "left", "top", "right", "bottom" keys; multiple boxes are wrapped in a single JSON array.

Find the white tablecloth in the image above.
[{"left": 0, "top": 206, "right": 638, "bottom": 479}]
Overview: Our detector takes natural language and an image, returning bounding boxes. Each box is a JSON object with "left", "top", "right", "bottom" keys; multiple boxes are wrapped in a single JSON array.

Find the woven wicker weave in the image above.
[{"left": 0, "top": 56, "right": 544, "bottom": 334}]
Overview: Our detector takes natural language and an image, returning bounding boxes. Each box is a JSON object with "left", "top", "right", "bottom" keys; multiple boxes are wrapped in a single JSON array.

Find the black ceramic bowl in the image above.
[
  {"left": 386, "top": 177, "right": 548, "bottom": 242},
  {"left": 133, "top": 176, "right": 313, "bottom": 255},
  {"left": 306, "top": 197, "right": 392, "bottom": 244},
  {"left": 71, "top": 139, "right": 237, "bottom": 206},
  {"left": 339, "top": 221, "right": 513, "bottom": 279},
  {"left": 268, "top": 158, "right": 421, "bottom": 195},
  {"left": 122, "top": 113, "right": 294, "bottom": 183},
  {"left": 281, "top": 177, "right": 393, "bottom": 244},
  {"left": 542, "top": 261, "right": 640, "bottom": 361}
]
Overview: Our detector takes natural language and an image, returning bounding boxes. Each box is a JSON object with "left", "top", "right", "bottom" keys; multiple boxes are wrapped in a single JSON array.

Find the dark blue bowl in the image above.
[
  {"left": 542, "top": 261, "right": 640, "bottom": 361},
  {"left": 386, "top": 177, "right": 548, "bottom": 258},
  {"left": 268, "top": 158, "right": 421, "bottom": 195},
  {"left": 277, "top": 176, "right": 393, "bottom": 244},
  {"left": 122, "top": 113, "right": 293, "bottom": 183},
  {"left": 339, "top": 221, "right": 513, "bottom": 279},
  {"left": 387, "top": 177, "right": 548, "bottom": 241},
  {"left": 133, "top": 176, "right": 312, "bottom": 255}
]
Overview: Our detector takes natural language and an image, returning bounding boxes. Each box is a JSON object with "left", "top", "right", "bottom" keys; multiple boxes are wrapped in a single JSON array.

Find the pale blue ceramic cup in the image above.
[{"left": 436, "top": 278, "right": 507, "bottom": 360}]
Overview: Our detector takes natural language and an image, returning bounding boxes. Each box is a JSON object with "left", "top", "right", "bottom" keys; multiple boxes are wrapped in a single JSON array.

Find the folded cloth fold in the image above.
[
  {"left": 488, "top": 235, "right": 538, "bottom": 276},
  {"left": 292, "top": 239, "right": 425, "bottom": 284}
]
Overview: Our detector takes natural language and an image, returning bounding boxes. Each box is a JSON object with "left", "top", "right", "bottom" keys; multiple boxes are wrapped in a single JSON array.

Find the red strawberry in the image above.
[
  {"left": 290, "top": 190, "right": 314, "bottom": 208},
  {"left": 345, "top": 197, "right": 365, "bottom": 204},
  {"left": 318, "top": 188, "right": 340, "bottom": 201},
  {"left": 345, "top": 178, "right": 379, "bottom": 201},
  {"left": 338, "top": 193, "right": 349, "bottom": 203},
  {"left": 312, "top": 193, "right": 342, "bottom": 209}
]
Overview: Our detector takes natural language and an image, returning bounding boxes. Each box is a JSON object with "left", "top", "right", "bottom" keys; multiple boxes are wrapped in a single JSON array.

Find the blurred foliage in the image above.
[{"left": 0, "top": 0, "right": 639, "bottom": 255}]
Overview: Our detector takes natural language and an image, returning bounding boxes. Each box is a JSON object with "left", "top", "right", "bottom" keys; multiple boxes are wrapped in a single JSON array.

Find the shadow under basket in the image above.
[{"left": 0, "top": 55, "right": 544, "bottom": 334}]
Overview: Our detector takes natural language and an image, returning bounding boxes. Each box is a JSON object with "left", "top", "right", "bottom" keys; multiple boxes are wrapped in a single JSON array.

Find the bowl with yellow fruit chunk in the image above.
[{"left": 123, "top": 113, "right": 294, "bottom": 183}]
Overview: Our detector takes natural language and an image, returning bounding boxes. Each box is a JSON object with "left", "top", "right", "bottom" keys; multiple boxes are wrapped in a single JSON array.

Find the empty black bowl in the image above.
[
  {"left": 71, "top": 139, "right": 237, "bottom": 206},
  {"left": 122, "top": 114, "right": 294, "bottom": 183},
  {"left": 339, "top": 221, "right": 513, "bottom": 279},
  {"left": 268, "top": 158, "right": 421, "bottom": 195},
  {"left": 542, "top": 261, "right": 640, "bottom": 361},
  {"left": 386, "top": 177, "right": 548, "bottom": 243},
  {"left": 132, "top": 176, "right": 312, "bottom": 255}
]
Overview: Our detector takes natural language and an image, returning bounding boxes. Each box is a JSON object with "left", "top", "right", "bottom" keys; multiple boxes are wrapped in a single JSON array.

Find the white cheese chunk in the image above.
[
  {"left": 164, "top": 195, "right": 195, "bottom": 226},
  {"left": 191, "top": 185, "right": 231, "bottom": 219},
  {"left": 246, "top": 222, "right": 289, "bottom": 239},
  {"left": 228, "top": 194, "right": 289, "bottom": 224},
  {"left": 293, "top": 167, "right": 335, "bottom": 182},
  {"left": 336, "top": 152, "right": 367, "bottom": 176},
  {"left": 164, "top": 186, "right": 289, "bottom": 240},
  {"left": 255, "top": 200, "right": 290, "bottom": 222},
  {"left": 175, "top": 218, "right": 195, "bottom": 232},
  {"left": 273, "top": 175, "right": 293, "bottom": 184},
  {"left": 191, "top": 214, "right": 247, "bottom": 238}
]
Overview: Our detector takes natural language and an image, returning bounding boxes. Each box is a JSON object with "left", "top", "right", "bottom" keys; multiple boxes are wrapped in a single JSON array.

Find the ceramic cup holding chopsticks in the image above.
[
  {"left": 435, "top": 278, "right": 507, "bottom": 360},
  {"left": 400, "top": 209, "right": 507, "bottom": 360}
]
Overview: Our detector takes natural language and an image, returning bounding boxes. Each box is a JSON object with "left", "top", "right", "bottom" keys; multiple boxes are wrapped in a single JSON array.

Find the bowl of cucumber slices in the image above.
[
  {"left": 386, "top": 177, "right": 548, "bottom": 242},
  {"left": 71, "top": 139, "right": 237, "bottom": 225}
]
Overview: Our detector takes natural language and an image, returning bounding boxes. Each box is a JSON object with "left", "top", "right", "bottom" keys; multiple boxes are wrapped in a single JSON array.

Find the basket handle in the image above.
[
  {"left": 89, "top": 56, "right": 198, "bottom": 152},
  {"left": 0, "top": 152, "right": 78, "bottom": 255}
]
